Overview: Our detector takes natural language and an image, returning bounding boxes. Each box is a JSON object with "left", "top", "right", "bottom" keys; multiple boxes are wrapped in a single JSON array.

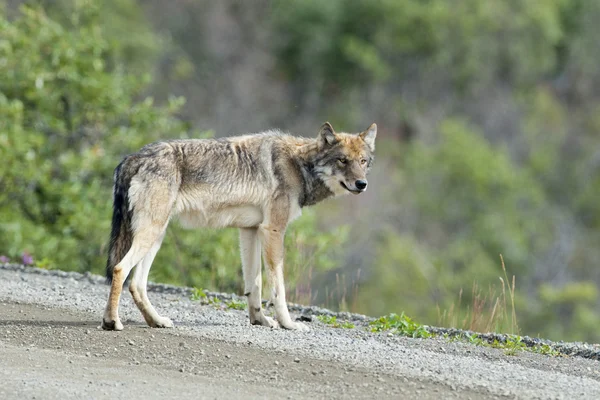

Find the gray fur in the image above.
[{"left": 102, "top": 122, "right": 377, "bottom": 332}]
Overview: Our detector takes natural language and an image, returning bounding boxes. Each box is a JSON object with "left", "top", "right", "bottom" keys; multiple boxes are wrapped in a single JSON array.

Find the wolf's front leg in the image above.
[
  {"left": 259, "top": 225, "right": 309, "bottom": 331},
  {"left": 240, "top": 228, "right": 278, "bottom": 328}
]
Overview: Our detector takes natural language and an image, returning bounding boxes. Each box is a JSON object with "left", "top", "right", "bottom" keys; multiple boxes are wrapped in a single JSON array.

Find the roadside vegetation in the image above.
[{"left": 3, "top": 0, "right": 600, "bottom": 344}]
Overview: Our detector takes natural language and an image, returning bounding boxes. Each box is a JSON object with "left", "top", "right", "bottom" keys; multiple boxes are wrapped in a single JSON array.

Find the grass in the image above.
[
  {"left": 437, "top": 254, "right": 519, "bottom": 335},
  {"left": 499, "top": 254, "right": 519, "bottom": 334},
  {"left": 367, "top": 308, "right": 561, "bottom": 357},
  {"left": 190, "top": 287, "right": 246, "bottom": 310},
  {"left": 190, "top": 287, "right": 207, "bottom": 301},
  {"left": 316, "top": 315, "right": 355, "bottom": 329},
  {"left": 489, "top": 335, "right": 526, "bottom": 356},
  {"left": 460, "top": 334, "right": 525, "bottom": 356},
  {"left": 369, "top": 312, "right": 432, "bottom": 339},
  {"left": 225, "top": 298, "right": 246, "bottom": 310},
  {"left": 289, "top": 269, "right": 363, "bottom": 313},
  {"left": 454, "top": 333, "right": 562, "bottom": 357},
  {"left": 187, "top": 269, "right": 561, "bottom": 358},
  {"left": 530, "top": 343, "right": 561, "bottom": 357}
]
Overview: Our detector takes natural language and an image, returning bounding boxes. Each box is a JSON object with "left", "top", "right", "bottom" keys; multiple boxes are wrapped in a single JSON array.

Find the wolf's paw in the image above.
[
  {"left": 280, "top": 320, "right": 310, "bottom": 332},
  {"left": 251, "top": 314, "right": 280, "bottom": 329},
  {"left": 149, "top": 316, "right": 174, "bottom": 328},
  {"left": 101, "top": 318, "right": 124, "bottom": 331}
]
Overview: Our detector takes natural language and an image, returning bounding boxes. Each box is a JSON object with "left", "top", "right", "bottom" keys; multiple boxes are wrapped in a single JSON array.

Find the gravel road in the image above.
[{"left": 1, "top": 264, "right": 600, "bottom": 399}]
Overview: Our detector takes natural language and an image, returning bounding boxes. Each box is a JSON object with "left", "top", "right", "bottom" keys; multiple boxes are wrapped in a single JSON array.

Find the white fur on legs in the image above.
[
  {"left": 102, "top": 227, "right": 163, "bottom": 331},
  {"left": 240, "top": 228, "right": 278, "bottom": 328},
  {"left": 269, "top": 261, "right": 308, "bottom": 331},
  {"left": 129, "top": 231, "right": 173, "bottom": 328}
]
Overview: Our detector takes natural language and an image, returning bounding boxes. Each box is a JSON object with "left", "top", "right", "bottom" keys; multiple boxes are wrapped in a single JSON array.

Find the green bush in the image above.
[{"left": 0, "top": 4, "right": 348, "bottom": 299}]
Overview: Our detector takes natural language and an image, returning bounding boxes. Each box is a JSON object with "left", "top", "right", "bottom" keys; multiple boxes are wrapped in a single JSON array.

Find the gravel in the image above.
[{"left": 1, "top": 263, "right": 600, "bottom": 399}]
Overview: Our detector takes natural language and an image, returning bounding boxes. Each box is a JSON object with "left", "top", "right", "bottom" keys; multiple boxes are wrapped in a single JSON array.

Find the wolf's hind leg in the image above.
[
  {"left": 102, "top": 226, "right": 163, "bottom": 331},
  {"left": 240, "top": 228, "right": 278, "bottom": 328},
  {"left": 129, "top": 230, "right": 173, "bottom": 328}
]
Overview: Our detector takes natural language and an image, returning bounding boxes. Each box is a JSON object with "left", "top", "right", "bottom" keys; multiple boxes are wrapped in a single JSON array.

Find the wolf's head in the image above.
[{"left": 313, "top": 122, "right": 377, "bottom": 196}]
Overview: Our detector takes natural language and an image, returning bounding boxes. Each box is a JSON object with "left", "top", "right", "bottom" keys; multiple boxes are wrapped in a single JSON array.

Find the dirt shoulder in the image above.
[
  {"left": 0, "top": 302, "right": 459, "bottom": 400},
  {"left": 1, "top": 265, "right": 600, "bottom": 399}
]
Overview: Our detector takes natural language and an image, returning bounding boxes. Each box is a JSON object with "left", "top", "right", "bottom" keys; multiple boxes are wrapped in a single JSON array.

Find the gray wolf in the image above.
[{"left": 101, "top": 122, "right": 377, "bottom": 331}]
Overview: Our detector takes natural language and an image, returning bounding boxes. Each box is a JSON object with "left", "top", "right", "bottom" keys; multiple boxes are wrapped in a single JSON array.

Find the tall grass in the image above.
[
  {"left": 437, "top": 254, "right": 519, "bottom": 334},
  {"left": 288, "top": 268, "right": 362, "bottom": 312}
]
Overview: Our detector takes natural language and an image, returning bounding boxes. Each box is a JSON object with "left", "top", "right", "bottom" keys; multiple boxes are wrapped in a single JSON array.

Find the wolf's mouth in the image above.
[{"left": 340, "top": 181, "right": 363, "bottom": 194}]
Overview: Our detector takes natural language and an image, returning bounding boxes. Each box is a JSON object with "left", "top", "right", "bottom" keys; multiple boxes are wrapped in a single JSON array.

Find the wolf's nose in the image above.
[{"left": 355, "top": 180, "right": 367, "bottom": 190}]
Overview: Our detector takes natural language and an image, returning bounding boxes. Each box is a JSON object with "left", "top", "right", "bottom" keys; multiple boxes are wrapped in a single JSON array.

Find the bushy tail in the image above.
[{"left": 106, "top": 162, "right": 133, "bottom": 283}]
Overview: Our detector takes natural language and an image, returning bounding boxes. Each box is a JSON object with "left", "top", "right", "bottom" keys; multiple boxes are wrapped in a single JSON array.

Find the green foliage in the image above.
[
  {"left": 35, "top": 258, "right": 53, "bottom": 270},
  {"left": 104, "top": 0, "right": 600, "bottom": 343},
  {"left": 225, "top": 299, "right": 246, "bottom": 311},
  {"left": 369, "top": 313, "right": 432, "bottom": 339},
  {"left": 5, "top": 0, "right": 600, "bottom": 344},
  {"left": 316, "top": 315, "right": 355, "bottom": 329},
  {"left": 496, "top": 336, "right": 526, "bottom": 357},
  {"left": 534, "top": 282, "right": 600, "bottom": 342},
  {"left": 190, "top": 287, "right": 207, "bottom": 302},
  {"left": 451, "top": 332, "right": 562, "bottom": 357},
  {"left": 540, "top": 282, "right": 598, "bottom": 305},
  {"left": 272, "top": 0, "right": 567, "bottom": 97},
  {"left": 464, "top": 334, "right": 527, "bottom": 356},
  {"left": 0, "top": 3, "right": 349, "bottom": 302},
  {"left": 0, "top": 3, "right": 187, "bottom": 272},
  {"left": 531, "top": 344, "right": 561, "bottom": 357},
  {"left": 357, "top": 122, "right": 553, "bottom": 331}
]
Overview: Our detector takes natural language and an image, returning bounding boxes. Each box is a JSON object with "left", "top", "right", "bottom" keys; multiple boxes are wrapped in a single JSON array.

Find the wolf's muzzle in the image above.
[{"left": 355, "top": 180, "right": 367, "bottom": 190}]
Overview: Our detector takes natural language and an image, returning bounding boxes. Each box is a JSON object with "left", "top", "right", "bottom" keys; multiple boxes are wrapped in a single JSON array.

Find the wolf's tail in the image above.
[{"left": 105, "top": 161, "right": 133, "bottom": 284}]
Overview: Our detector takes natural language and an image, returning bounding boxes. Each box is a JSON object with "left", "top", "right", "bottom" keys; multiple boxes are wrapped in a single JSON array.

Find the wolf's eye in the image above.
[
  {"left": 360, "top": 159, "right": 367, "bottom": 165},
  {"left": 337, "top": 158, "right": 347, "bottom": 165}
]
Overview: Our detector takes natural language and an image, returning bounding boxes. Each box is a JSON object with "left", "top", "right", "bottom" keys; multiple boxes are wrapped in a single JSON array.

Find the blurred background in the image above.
[{"left": 2, "top": 0, "right": 600, "bottom": 343}]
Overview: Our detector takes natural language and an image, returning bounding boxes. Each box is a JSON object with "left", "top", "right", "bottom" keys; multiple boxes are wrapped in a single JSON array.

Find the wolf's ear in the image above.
[
  {"left": 359, "top": 123, "right": 377, "bottom": 151},
  {"left": 318, "top": 122, "right": 339, "bottom": 147}
]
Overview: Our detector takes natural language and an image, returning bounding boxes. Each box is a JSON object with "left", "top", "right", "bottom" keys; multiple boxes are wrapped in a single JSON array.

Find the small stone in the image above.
[
  {"left": 274, "top": 361, "right": 279, "bottom": 366},
  {"left": 128, "top": 340, "right": 135, "bottom": 346},
  {"left": 298, "top": 315, "right": 313, "bottom": 322},
  {"left": 293, "top": 357, "right": 300, "bottom": 363}
]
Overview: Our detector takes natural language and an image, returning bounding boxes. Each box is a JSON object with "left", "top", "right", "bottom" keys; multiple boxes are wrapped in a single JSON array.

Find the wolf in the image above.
[{"left": 102, "top": 121, "right": 377, "bottom": 331}]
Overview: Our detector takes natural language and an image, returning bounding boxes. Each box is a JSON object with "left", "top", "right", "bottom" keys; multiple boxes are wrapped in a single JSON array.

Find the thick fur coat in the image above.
[{"left": 102, "top": 122, "right": 377, "bottom": 331}]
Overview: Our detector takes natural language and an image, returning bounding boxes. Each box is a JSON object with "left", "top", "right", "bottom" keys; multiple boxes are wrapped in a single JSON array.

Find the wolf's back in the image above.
[{"left": 105, "top": 160, "right": 134, "bottom": 283}]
